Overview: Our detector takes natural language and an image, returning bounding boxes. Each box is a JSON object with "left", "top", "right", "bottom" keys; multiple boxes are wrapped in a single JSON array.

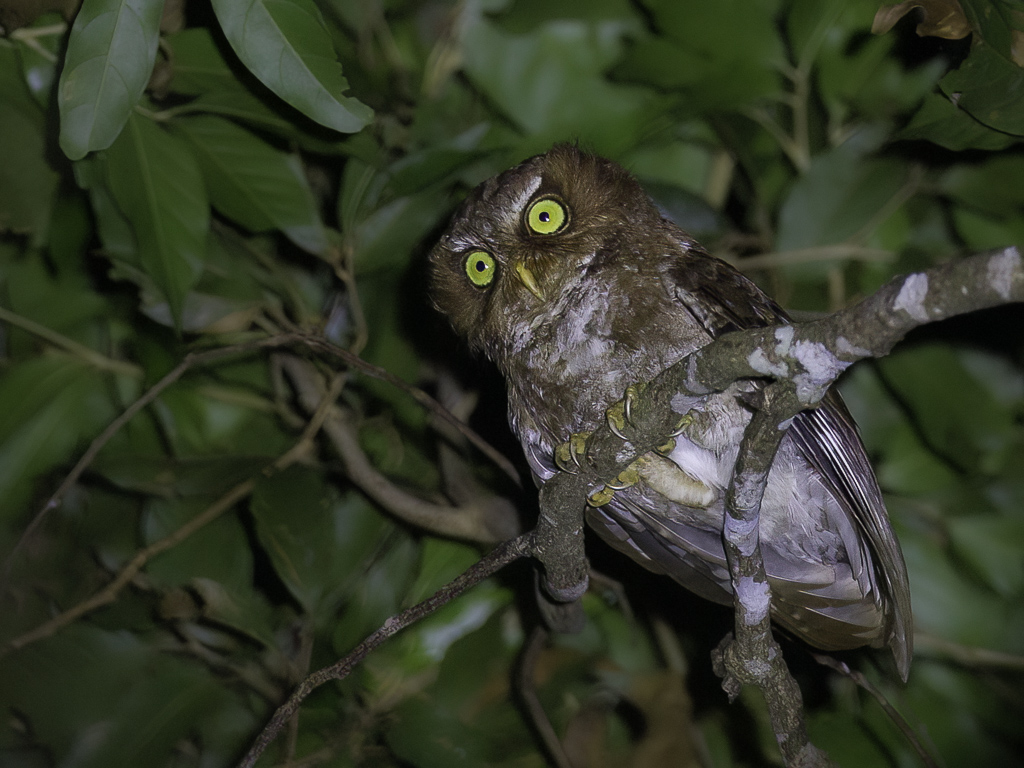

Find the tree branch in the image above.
[
  {"left": 236, "top": 533, "right": 534, "bottom": 768},
  {"left": 528, "top": 246, "right": 1023, "bottom": 765}
]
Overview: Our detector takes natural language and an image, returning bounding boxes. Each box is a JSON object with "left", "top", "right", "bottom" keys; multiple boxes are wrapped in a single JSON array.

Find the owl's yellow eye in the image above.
[
  {"left": 526, "top": 197, "right": 568, "bottom": 235},
  {"left": 465, "top": 251, "right": 496, "bottom": 287}
]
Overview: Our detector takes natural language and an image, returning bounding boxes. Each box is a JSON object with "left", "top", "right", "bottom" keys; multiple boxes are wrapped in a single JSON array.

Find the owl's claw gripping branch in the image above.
[
  {"left": 605, "top": 383, "right": 645, "bottom": 439},
  {"left": 554, "top": 432, "right": 590, "bottom": 473}
]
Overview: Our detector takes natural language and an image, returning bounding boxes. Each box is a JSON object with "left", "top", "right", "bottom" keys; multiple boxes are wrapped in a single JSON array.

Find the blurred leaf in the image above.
[
  {"left": 947, "top": 514, "right": 1024, "bottom": 596},
  {"left": 175, "top": 114, "right": 329, "bottom": 255},
  {"left": 0, "top": 625, "right": 233, "bottom": 768},
  {"left": 142, "top": 496, "right": 253, "bottom": 589},
  {"left": 877, "top": 345, "right": 1015, "bottom": 474},
  {"left": 620, "top": 0, "right": 785, "bottom": 111},
  {"left": 940, "top": 38, "right": 1024, "bottom": 136},
  {"left": 332, "top": 531, "right": 420, "bottom": 653},
  {"left": 0, "top": 47, "right": 58, "bottom": 236},
  {"left": 252, "top": 467, "right": 394, "bottom": 622},
  {"left": 167, "top": 28, "right": 301, "bottom": 136},
  {"left": 354, "top": 189, "right": 453, "bottom": 273},
  {"left": 776, "top": 133, "right": 907, "bottom": 252},
  {"left": 899, "top": 91, "right": 1019, "bottom": 150},
  {"left": 58, "top": 0, "right": 163, "bottom": 160},
  {"left": 210, "top": 0, "right": 373, "bottom": 134},
  {"left": 191, "top": 577, "right": 278, "bottom": 648},
  {"left": 461, "top": 12, "right": 664, "bottom": 154},
  {"left": 941, "top": 154, "right": 1024, "bottom": 216},
  {"left": 0, "top": 356, "right": 117, "bottom": 520},
  {"left": 102, "top": 113, "right": 208, "bottom": 323}
]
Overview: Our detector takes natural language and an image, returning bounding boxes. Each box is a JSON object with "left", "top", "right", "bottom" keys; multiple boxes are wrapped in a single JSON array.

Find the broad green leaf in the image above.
[
  {"left": 941, "top": 155, "right": 1024, "bottom": 216},
  {"left": 939, "top": 38, "right": 1024, "bottom": 136},
  {"left": 899, "top": 91, "right": 1018, "bottom": 150},
  {"left": 354, "top": 189, "right": 454, "bottom": 273},
  {"left": 776, "top": 133, "right": 907, "bottom": 254},
  {"left": 210, "top": 0, "right": 373, "bottom": 134},
  {"left": 619, "top": 0, "right": 785, "bottom": 112},
  {"left": 948, "top": 515, "right": 1024, "bottom": 597},
  {"left": 0, "top": 47, "right": 59, "bottom": 236},
  {"left": 167, "top": 28, "right": 298, "bottom": 135},
  {"left": 58, "top": 0, "right": 164, "bottom": 160},
  {"left": 461, "top": 14, "right": 664, "bottom": 155},
  {"left": 252, "top": 466, "right": 393, "bottom": 621},
  {"left": 0, "top": 356, "right": 117, "bottom": 520},
  {"left": 0, "top": 625, "right": 233, "bottom": 768},
  {"left": 877, "top": 345, "right": 1015, "bottom": 475},
  {"left": 175, "top": 115, "right": 329, "bottom": 255},
  {"left": 103, "top": 113, "right": 208, "bottom": 323},
  {"left": 142, "top": 496, "right": 253, "bottom": 589}
]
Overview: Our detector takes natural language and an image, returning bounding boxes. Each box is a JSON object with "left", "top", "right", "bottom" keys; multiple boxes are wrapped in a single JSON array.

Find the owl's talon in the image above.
[
  {"left": 554, "top": 432, "right": 591, "bottom": 474},
  {"left": 606, "top": 466, "right": 640, "bottom": 490},
  {"left": 587, "top": 486, "right": 616, "bottom": 507},
  {"left": 622, "top": 383, "right": 646, "bottom": 424},
  {"left": 606, "top": 403, "right": 628, "bottom": 439},
  {"left": 669, "top": 413, "right": 694, "bottom": 437},
  {"left": 655, "top": 438, "right": 676, "bottom": 456}
]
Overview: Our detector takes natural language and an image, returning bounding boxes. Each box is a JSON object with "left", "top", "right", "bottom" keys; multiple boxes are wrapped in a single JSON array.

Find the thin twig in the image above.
[
  {"left": 516, "top": 626, "right": 575, "bottom": 768},
  {"left": 2, "top": 340, "right": 287, "bottom": 584},
  {"left": 288, "top": 334, "right": 521, "bottom": 485},
  {"left": 0, "top": 306, "right": 142, "bottom": 377},
  {"left": 914, "top": 633, "right": 1024, "bottom": 672},
  {"left": 236, "top": 533, "right": 534, "bottom": 768},
  {"left": 0, "top": 366, "right": 343, "bottom": 658}
]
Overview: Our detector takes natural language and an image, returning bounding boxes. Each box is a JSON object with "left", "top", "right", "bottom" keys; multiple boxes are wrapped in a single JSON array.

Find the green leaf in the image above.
[
  {"left": 142, "top": 496, "right": 253, "bottom": 590},
  {"left": 0, "top": 47, "right": 59, "bottom": 236},
  {"left": 167, "top": 28, "right": 298, "bottom": 136},
  {"left": 461, "top": 13, "right": 664, "bottom": 154},
  {"left": 58, "top": 0, "right": 164, "bottom": 160},
  {"left": 939, "top": 38, "right": 1024, "bottom": 137},
  {"left": 948, "top": 515, "right": 1024, "bottom": 597},
  {"left": 776, "top": 132, "right": 907, "bottom": 253},
  {"left": 877, "top": 345, "right": 1016, "bottom": 475},
  {"left": 251, "top": 467, "right": 393, "bottom": 621},
  {"left": 0, "top": 625, "right": 233, "bottom": 768},
  {"left": 0, "top": 356, "right": 117, "bottom": 520},
  {"left": 103, "top": 113, "right": 209, "bottom": 323},
  {"left": 619, "top": 0, "right": 785, "bottom": 111},
  {"left": 899, "top": 91, "right": 1019, "bottom": 150},
  {"left": 210, "top": 0, "right": 373, "bottom": 134},
  {"left": 175, "top": 115, "right": 329, "bottom": 255},
  {"left": 940, "top": 155, "right": 1024, "bottom": 217}
]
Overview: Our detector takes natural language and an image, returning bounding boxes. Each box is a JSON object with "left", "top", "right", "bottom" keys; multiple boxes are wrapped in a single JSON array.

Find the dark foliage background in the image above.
[{"left": 1, "top": 0, "right": 1024, "bottom": 766}]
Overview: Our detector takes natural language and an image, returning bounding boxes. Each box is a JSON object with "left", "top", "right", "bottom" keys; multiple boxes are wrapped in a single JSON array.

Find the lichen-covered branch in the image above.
[{"left": 532, "top": 246, "right": 1022, "bottom": 766}]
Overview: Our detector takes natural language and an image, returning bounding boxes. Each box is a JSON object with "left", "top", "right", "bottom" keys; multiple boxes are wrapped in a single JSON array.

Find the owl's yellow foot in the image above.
[
  {"left": 554, "top": 431, "right": 591, "bottom": 474},
  {"left": 587, "top": 464, "right": 641, "bottom": 507},
  {"left": 669, "top": 412, "right": 694, "bottom": 437},
  {"left": 605, "top": 383, "right": 647, "bottom": 439}
]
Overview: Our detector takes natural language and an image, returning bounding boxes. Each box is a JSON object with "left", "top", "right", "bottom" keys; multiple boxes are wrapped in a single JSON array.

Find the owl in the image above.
[{"left": 428, "top": 144, "right": 912, "bottom": 680}]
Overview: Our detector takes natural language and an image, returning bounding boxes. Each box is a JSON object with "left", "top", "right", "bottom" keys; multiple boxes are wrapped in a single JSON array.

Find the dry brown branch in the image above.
[{"left": 280, "top": 354, "right": 520, "bottom": 543}]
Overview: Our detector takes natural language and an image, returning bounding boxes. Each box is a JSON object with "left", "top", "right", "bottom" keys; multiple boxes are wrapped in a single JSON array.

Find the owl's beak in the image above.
[{"left": 514, "top": 261, "right": 545, "bottom": 301}]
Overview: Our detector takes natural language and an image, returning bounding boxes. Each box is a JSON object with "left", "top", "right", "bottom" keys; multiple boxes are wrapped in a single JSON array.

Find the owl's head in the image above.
[{"left": 428, "top": 144, "right": 662, "bottom": 357}]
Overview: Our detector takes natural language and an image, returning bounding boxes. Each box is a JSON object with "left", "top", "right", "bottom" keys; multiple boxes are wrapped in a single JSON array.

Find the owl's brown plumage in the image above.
[{"left": 429, "top": 145, "right": 912, "bottom": 679}]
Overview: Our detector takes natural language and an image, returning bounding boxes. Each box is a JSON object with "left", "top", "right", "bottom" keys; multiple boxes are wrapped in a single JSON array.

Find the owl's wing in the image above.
[
  {"left": 666, "top": 244, "right": 789, "bottom": 332},
  {"left": 660, "top": 244, "right": 912, "bottom": 678}
]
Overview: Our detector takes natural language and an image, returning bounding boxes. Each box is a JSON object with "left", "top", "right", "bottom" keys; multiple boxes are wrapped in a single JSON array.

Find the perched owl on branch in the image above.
[{"left": 429, "top": 144, "right": 912, "bottom": 680}]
